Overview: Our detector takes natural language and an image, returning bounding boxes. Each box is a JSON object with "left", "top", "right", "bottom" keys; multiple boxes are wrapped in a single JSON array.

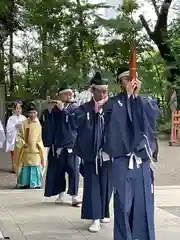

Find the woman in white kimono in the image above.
[
  {"left": 0, "top": 120, "right": 5, "bottom": 149},
  {"left": 6, "top": 101, "right": 26, "bottom": 172}
]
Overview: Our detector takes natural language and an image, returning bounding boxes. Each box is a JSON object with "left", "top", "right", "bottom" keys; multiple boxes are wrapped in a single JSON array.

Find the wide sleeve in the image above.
[
  {"left": 145, "top": 98, "right": 161, "bottom": 119},
  {"left": 73, "top": 105, "right": 88, "bottom": 158},
  {"left": 64, "top": 104, "right": 79, "bottom": 148},
  {"left": 39, "top": 110, "right": 45, "bottom": 126},
  {"left": 49, "top": 112, "right": 56, "bottom": 146},
  {"left": 131, "top": 96, "right": 145, "bottom": 131},
  {"left": 0, "top": 121, "right": 5, "bottom": 148},
  {"left": 14, "top": 123, "right": 26, "bottom": 175},
  {"left": 15, "top": 124, "right": 26, "bottom": 149},
  {"left": 136, "top": 97, "right": 159, "bottom": 136},
  {"left": 132, "top": 97, "right": 155, "bottom": 160},
  {"left": 36, "top": 124, "right": 45, "bottom": 165},
  {"left": 74, "top": 105, "right": 87, "bottom": 128},
  {"left": 102, "top": 99, "right": 114, "bottom": 156},
  {"left": 103, "top": 99, "right": 114, "bottom": 126},
  {"left": 6, "top": 117, "right": 16, "bottom": 147},
  {"left": 67, "top": 103, "right": 79, "bottom": 130}
]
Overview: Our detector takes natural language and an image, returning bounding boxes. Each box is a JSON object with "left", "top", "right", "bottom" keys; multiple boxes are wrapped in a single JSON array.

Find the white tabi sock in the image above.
[
  {"left": 72, "top": 195, "right": 78, "bottom": 201},
  {"left": 59, "top": 192, "right": 65, "bottom": 199},
  {"left": 89, "top": 219, "right": 100, "bottom": 233},
  {"left": 100, "top": 218, "right": 110, "bottom": 223},
  {"left": 55, "top": 192, "right": 65, "bottom": 204},
  {"left": 93, "top": 219, "right": 100, "bottom": 224},
  {"left": 72, "top": 195, "right": 82, "bottom": 206}
]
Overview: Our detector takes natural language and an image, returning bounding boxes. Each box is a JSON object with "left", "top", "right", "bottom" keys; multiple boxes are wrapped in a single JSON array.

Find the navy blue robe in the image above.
[
  {"left": 58, "top": 103, "right": 78, "bottom": 149},
  {"left": 142, "top": 97, "right": 160, "bottom": 161},
  {"left": 45, "top": 103, "right": 79, "bottom": 197},
  {"left": 40, "top": 109, "right": 55, "bottom": 147},
  {"left": 103, "top": 93, "right": 155, "bottom": 240},
  {"left": 75, "top": 100, "right": 113, "bottom": 220},
  {"left": 44, "top": 107, "right": 59, "bottom": 197}
]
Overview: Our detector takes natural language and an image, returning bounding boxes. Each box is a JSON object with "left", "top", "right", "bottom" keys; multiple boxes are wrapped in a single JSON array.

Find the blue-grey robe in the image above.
[
  {"left": 103, "top": 93, "right": 155, "bottom": 240},
  {"left": 75, "top": 100, "right": 113, "bottom": 220},
  {"left": 40, "top": 109, "right": 55, "bottom": 148},
  {"left": 44, "top": 103, "right": 79, "bottom": 197},
  {"left": 142, "top": 97, "right": 161, "bottom": 161}
]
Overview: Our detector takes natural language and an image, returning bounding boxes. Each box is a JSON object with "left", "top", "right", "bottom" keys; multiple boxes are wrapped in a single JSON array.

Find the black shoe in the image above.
[
  {"left": 19, "top": 185, "right": 30, "bottom": 189},
  {"left": 29, "top": 186, "right": 41, "bottom": 189}
]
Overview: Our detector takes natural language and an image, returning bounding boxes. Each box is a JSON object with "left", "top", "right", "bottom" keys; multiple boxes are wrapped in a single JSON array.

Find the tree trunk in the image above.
[
  {"left": 0, "top": 41, "right": 5, "bottom": 85},
  {"left": 9, "top": 31, "right": 14, "bottom": 93},
  {"left": 41, "top": 27, "right": 48, "bottom": 98},
  {"left": 76, "top": 0, "right": 87, "bottom": 82},
  {"left": 140, "top": 0, "right": 180, "bottom": 107}
]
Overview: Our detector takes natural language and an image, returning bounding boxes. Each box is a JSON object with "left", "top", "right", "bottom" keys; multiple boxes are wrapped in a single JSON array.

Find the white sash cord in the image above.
[{"left": 127, "top": 152, "right": 142, "bottom": 169}]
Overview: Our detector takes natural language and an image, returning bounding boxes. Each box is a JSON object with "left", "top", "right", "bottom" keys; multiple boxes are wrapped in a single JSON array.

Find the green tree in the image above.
[
  {"left": 0, "top": 0, "right": 22, "bottom": 94},
  {"left": 94, "top": 0, "right": 143, "bottom": 74},
  {"left": 16, "top": 0, "right": 108, "bottom": 98},
  {"left": 139, "top": 0, "right": 180, "bottom": 107}
]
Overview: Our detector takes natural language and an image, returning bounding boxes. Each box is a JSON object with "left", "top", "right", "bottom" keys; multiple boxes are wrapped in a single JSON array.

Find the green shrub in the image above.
[{"left": 158, "top": 120, "right": 171, "bottom": 134}]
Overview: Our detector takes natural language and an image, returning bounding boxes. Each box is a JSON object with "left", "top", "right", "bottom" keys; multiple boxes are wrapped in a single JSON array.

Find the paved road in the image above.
[
  {"left": 0, "top": 141, "right": 180, "bottom": 189},
  {"left": 154, "top": 141, "right": 180, "bottom": 186},
  {"left": 1, "top": 142, "right": 180, "bottom": 239},
  {"left": 0, "top": 187, "right": 180, "bottom": 240},
  {"left": 0, "top": 149, "right": 16, "bottom": 189}
]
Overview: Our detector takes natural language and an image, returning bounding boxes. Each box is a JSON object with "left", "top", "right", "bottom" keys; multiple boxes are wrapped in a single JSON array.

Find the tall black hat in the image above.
[
  {"left": 90, "top": 72, "right": 108, "bottom": 89},
  {"left": 27, "top": 103, "right": 37, "bottom": 112},
  {"left": 58, "top": 82, "right": 72, "bottom": 94},
  {"left": 117, "top": 63, "right": 130, "bottom": 82}
]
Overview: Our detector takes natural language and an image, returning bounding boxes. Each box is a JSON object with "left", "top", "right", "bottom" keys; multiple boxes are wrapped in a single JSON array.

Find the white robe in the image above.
[
  {"left": 6, "top": 114, "right": 26, "bottom": 152},
  {"left": 77, "top": 90, "right": 92, "bottom": 105},
  {"left": 0, "top": 121, "right": 5, "bottom": 148}
]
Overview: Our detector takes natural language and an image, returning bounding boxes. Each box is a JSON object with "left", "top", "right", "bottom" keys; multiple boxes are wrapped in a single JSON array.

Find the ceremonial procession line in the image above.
[
  {"left": 0, "top": 186, "right": 179, "bottom": 240},
  {"left": 0, "top": 69, "right": 176, "bottom": 239}
]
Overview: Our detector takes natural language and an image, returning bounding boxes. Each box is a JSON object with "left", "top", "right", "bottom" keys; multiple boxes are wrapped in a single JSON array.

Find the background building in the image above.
[
  {"left": 103, "top": 0, "right": 123, "bottom": 19},
  {"left": 97, "top": 0, "right": 123, "bottom": 42}
]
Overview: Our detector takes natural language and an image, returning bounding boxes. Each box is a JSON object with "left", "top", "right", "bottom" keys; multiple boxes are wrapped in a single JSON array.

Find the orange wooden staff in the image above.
[{"left": 129, "top": 41, "right": 137, "bottom": 92}]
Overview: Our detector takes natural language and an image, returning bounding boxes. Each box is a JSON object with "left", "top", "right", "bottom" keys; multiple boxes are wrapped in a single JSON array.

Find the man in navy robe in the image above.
[
  {"left": 45, "top": 83, "right": 81, "bottom": 206},
  {"left": 103, "top": 64, "right": 156, "bottom": 240},
  {"left": 75, "top": 72, "right": 113, "bottom": 232}
]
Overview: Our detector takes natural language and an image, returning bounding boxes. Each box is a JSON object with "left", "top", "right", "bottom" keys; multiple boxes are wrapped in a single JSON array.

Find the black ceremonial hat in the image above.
[
  {"left": 28, "top": 103, "right": 37, "bottom": 112},
  {"left": 58, "top": 82, "right": 72, "bottom": 93},
  {"left": 117, "top": 63, "right": 129, "bottom": 82},
  {"left": 90, "top": 71, "right": 108, "bottom": 86}
]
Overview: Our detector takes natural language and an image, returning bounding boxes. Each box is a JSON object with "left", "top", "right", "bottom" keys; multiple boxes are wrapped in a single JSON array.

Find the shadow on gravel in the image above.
[
  {"left": 159, "top": 206, "right": 180, "bottom": 218},
  {"left": 0, "top": 168, "right": 12, "bottom": 173}
]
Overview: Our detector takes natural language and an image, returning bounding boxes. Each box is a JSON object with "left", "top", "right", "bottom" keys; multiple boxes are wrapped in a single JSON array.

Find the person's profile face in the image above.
[
  {"left": 118, "top": 76, "right": 130, "bottom": 90},
  {"left": 92, "top": 87, "right": 108, "bottom": 101},
  {"left": 59, "top": 91, "right": 73, "bottom": 102},
  {"left": 15, "top": 103, "right": 22, "bottom": 115},
  {"left": 29, "top": 110, "right": 37, "bottom": 120}
]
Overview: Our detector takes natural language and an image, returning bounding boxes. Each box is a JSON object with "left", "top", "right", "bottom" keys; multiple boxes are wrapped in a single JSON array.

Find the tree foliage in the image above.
[{"left": 0, "top": 0, "right": 179, "bottom": 110}]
